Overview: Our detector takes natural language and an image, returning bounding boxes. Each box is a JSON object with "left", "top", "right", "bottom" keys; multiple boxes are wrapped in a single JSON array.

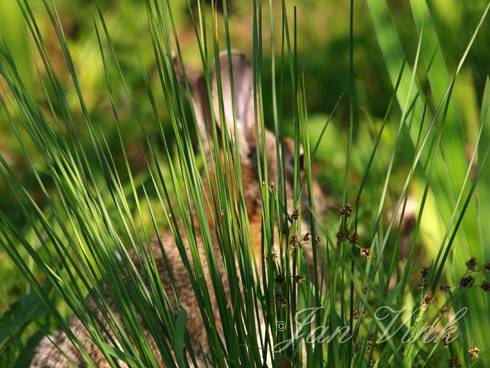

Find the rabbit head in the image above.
[{"left": 174, "top": 50, "right": 326, "bottom": 234}]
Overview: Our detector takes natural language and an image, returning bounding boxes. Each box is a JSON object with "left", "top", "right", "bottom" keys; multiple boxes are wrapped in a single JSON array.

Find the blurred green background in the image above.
[{"left": 1, "top": 0, "right": 490, "bottom": 365}]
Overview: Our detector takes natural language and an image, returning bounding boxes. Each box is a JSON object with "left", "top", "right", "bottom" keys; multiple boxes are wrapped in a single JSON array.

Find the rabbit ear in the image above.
[
  {"left": 211, "top": 51, "right": 257, "bottom": 153},
  {"left": 173, "top": 51, "right": 257, "bottom": 159},
  {"left": 173, "top": 55, "right": 214, "bottom": 156}
]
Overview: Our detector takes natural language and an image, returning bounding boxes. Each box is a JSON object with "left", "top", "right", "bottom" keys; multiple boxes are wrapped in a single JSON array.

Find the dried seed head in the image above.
[
  {"left": 423, "top": 292, "right": 433, "bottom": 306},
  {"left": 483, "top": 260, "right": 490, "bottom": 273},
  {"left": 448, "top": 356, "right": 459, "bottom": 368},
  {"left": 266, "top": 252, "right": 278, "bottom": 264},
  {"left": 315, "top": 235, "right": 321, "bottom": 244},
  {"left": 468, "top": 346, "right": 480, "bottom": 361},
  {"left": 303, "top": 232, "right": 311, "bottom": 241},
  {"left": 465, "top": 257, "right": 477, "bottom": 271},
  {"left": 291, "top": 209, "right": 300, "bottom": 221},
  {"left": 275, "top": 274, "right": 286, "bottom": 285},
  {"left": 360, "top": 248, "right": 371, "bottom": 258},
  {"left": 460, "top": 276, "right": 475, "bottom": 288},
  {"left": 289, "top": 234, "right": 299, "bottom": 248},
  {"left": 349, "top": 232, "right": 359, "bottom": 244},
  {"left": 481, "top": 281, "right": 490, "bottom": 292},
  {"left": 293, "top": 275, "right": 305, "bottom": 285},
  {"left": 421, "top": 266, "right": 430, "bottom": 279},
  {"left": 345, "top": 203, "right": 353, "bottom": 217},
  {"left": 339, "top": 205, "right": 353, "bottom": 217},
  {"left": 354, "top": 342, "right": 360, "bottom": 353},
  {"left": 336, "top": 230, "right": 344, "bottom": 244},
  {"left": 439, "top": 284, "right": 451, "bottom": 293}
]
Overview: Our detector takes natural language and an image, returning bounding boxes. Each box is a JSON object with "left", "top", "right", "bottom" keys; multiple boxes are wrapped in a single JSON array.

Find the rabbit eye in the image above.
[{"left": 289, "top": 154, "right": 305, "bottom": 170}]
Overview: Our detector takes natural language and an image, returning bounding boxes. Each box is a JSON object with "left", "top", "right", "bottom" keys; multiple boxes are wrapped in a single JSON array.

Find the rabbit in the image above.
[{"left": 30, "top": 50, "right": 327, "bottom": 367}]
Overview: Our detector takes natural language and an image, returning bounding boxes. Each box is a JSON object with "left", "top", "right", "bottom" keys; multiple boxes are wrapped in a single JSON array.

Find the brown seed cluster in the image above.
[
  {"left": 448, "top": 356, "right": 459, "bottom": 368},
  {"left": 275, "top": 273, "right": 306, "bottom": 286},
  {"left": 419, "top": 266, "right": 430, "bottom": 288},
  {"left": 289, "top": 234, "right": 300, "bottom": 248},
  {"left": 440, "top": 306, "right": 450, "bottom": 315},
  {"left": 266, "top": 252, "right": 278, "bottom": 264},
  {"left": 439, "top": 284, "right": 451, "bottom": 293},
  {"left": 288, "top": 230, "right": 317, "bottom": 251},
  {"left": 275, "top": 274, "right": 286, "bottom": 285},
  {"left": 421, "top": 266, "right": 430, "bottom": 279},
  {"left": 353, "top": 309, "right": 367, "bottom": 320},
  {"left": 484, "top": 260, "right": 490, "bottom": 273},
  {"left": 438, "top": 257, "right": 490, "bottom": 295},
  {"left": 366, "top": 333, "right": 376, "bottom": 353},
  {"left": 459, "top": 276, "right": 475, "bottom": 288},
  {"left": 339, "top": 203, "right": 353, "bottom": 217},
  {"left": 291, "top": 209, "right": 300, "bottom": 221},
  {"left": 336, "top": 230, "right": 344, "bottom": 244},
  {"left": 481, "top": 280, "right": 490, "bottom": 292},
  {"left": 288, "top": 209, "right": 300, "bottom": 223},
  {"left": 294, "top": 275, "right": 305, "bottom": 285},
  {"left": 468, "top": 346, "right": 480, "bottom": 361},
  {"left": 465, "top": 257, "right": 477, "bottom": 271},
  {"left": 349, "top": 231, "right": 359, "bottom": 244},
  {"left": 360, "top": 247, "right": 371, "bottom": 258},
  {"left": 353, "top": 342, "right": 360, "bottom": 353}
]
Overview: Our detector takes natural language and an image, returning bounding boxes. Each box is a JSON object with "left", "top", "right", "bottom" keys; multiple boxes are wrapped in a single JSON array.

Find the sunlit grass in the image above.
[{"left": 1, "top": 0, "right": 490, "bottom": 367}]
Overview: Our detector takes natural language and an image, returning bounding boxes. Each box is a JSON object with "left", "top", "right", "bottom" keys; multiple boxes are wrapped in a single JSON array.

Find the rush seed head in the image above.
[
  {"left": 465, "top": 257, "right": 477, "bottom": 271},
  {"left": 468, "top": 346, "right": 480, "bottom": 361},
  {"left": 459, "top": 276, "right": 475, "bottom": 288},
  {"left": 481, "top": 281, "right": 490, "bottom": 292},
  {"left": 293, "top": 275, "right": 305, "bottom": 285},
  {"left": 360, "top": 247, "right": 371, "bottom": 258},
  {"left": 439, "top": 284, "right": 451, "bottom": 293}
]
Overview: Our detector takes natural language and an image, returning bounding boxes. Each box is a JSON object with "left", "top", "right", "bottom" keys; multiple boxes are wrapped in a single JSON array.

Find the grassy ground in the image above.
[{"left": 1, "top": 0, "right": 490, "bottom": 367}]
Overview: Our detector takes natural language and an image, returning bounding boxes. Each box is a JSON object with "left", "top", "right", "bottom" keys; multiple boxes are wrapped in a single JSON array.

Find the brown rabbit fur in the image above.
[{"left": 30, "top": 50, "right": 326, "bottom": 367}]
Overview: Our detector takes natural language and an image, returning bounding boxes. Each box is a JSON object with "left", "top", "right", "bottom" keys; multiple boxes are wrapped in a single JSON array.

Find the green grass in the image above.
[{"left": 1, "top": 0, "right": 490, "bottom": 367}]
